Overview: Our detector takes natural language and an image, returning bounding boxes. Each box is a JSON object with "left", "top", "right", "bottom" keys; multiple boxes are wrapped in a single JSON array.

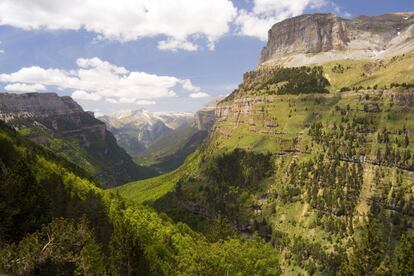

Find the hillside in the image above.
[
  {"left": 0, "top": 120, "right": 284, "bottom": 275},
  {"left": 120, "top": 88, "right": 414, "bottom": 274},
  {"left": 118, "top": 13, "right": 414, "bottom": 275},
  {"left": 0, "top": 93, "right": 155, "bottom": 187}
]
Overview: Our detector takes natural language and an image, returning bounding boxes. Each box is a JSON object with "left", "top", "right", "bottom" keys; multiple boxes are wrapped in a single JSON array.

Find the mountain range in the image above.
[
  {"left": 100, "top": 105, "right": 216, "bottom": 173},
  {"left": 1, "top": 11, "right": 414, "bottom": 275}
]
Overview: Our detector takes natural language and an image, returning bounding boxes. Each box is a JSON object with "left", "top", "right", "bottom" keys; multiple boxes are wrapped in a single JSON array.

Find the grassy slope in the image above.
[
  {"left": 322, "top": 52, "right": 414, "bottom": 91},
  {"left": 133, "top": 124, "right": 206, "bottom": 174},
  {"left": 115, "top": 150, "right": 201, "bottom": 203},
  {"left": 136, "top": 124, "right": 197, "bottom": 162}
]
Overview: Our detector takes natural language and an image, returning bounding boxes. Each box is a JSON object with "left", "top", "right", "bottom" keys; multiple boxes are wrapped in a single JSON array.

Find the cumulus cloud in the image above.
[
  {"left": 158, "top": 39, "right": 198, "bottom": 52},
  {"left": 4, "top": 83, "right": 46, "bottom": 92},
  {"left": 235, "top": 0, "right": 328, "bottom": 40},
  {"left": 189, "top": 92, "right": 209, "bottom": 98},
  {"left": 72, "top": 90, "right": 102, "bottom": 101},
  {"left": 136, "top": 100, "right": 156, "bottom": 105},
  {"left": 0, "top": 57, "right": 207, "bottom": 104},
  {"left": 106, "top": 98, "right": 118, "bottom": 104},
  {"left": 0, "top": 0, "right": 237, "bottom": 51}
]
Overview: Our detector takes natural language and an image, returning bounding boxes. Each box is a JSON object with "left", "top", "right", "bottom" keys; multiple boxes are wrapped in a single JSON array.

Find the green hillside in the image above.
[
  {"left": 117, "top": 53, "right": 414, "bottom": 274},
  {"left": 134, "top": 124, "right": 208, "bottom": 173},
  {"left": 322, "top": 52, "right": 414, "bottom": 92},
  {"left": 23, "top": 120, "right": 157, "bottom": 188},
  {"left": 116, "top": 150, "right": 201, "bottom": 203},
  {"left": 0, "top": 121, "right": 282, "bottom": 275}
]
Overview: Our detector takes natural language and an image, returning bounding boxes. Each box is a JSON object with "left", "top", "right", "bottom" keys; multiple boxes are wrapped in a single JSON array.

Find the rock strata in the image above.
[
  {"left": 0, "top": 92, "right": 154, "bottom": 187},
  {"left": 260, "top": 13, "right": 414, "bottom": 66}
]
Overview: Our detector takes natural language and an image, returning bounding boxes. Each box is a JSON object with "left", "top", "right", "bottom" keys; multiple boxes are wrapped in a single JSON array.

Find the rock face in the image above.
[
  {"left": 0, "top": 92, "right": 155, "bottom": 187},
  {"left": 260, "top": 13, "right": 414, "bottom": 66},
  {"left": 194, "top": 107, "right": 215, "bottom": 131},
  {"left": 195, "top": 96, "right": 224, "bottom": 131}
]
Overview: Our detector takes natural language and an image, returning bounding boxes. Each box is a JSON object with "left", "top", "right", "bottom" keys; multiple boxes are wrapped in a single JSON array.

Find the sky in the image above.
[{"left": 0, "top": 0, "right": 413, "bottom": 114}]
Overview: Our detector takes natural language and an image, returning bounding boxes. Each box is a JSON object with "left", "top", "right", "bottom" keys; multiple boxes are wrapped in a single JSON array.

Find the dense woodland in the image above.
[{"left": 0, "top": 122, "right": 280, "bottom": 275}]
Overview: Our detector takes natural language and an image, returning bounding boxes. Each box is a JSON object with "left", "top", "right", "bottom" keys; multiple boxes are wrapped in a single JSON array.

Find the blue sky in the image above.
[{"left": 0, "top": 0, "right": 413, "bottom": 114}]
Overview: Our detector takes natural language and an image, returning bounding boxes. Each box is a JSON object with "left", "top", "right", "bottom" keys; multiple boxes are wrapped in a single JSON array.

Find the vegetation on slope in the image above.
[
  {"left": 111, "top": 53, "right": 414, "bottom": 275},
  {"left": 116, "top": 150, "right": 202, "bottom": 204},
  {"left": 323, "top": 52, "right": 414, "bottom": 92},
  {"left": 0, "top": 121, "right": 281, "bottom": 275},
  {"left": 122, "top": 84, "right": 414, "bottom": 274},
  {"left": 226, "top": 66, "right": 330, "bottom": 100},
  {"left": 12, "top": 110, "right": 157, "bottom": 187},
  {"left": 134, "top": 125, "right": 208, "bottom": 173}
]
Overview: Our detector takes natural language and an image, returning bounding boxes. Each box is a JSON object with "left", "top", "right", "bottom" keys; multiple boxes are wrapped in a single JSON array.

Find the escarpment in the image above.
[
  {"left": 260, "top": 12, "right": 414, "bottom": 66},
  {"left": 0, "top": 92, "right": 155, "bottom": 187}
]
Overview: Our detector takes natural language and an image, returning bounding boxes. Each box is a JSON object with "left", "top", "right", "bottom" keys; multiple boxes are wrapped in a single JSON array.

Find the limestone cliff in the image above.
[
  {"left": 194, "top": 107, "right": 215, "bottom": 131},
  {"left": 260, "top": 13, "right": 414, "bottom": 66},
  {"left": 0, "top": 92, "right": 155, "bottom": 187}
]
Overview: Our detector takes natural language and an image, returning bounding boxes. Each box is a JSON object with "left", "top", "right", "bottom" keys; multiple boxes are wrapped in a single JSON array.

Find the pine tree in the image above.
[
  {"left": 340, "top": 216, "right": 386, "bottom": 275},
  {"left": 393, "top": 231, "right": 414, "bottom": 275}
]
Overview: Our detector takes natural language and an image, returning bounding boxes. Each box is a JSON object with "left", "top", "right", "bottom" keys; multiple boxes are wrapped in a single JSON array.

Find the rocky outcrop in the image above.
[
  {"left": 0, "top": 92, "right": 155, "bottom": 187},
  {"left": 260, "top": 13, "right": 414, "bottom": 66},
  {"left": 0, "top": 92, "right": 83, "bottom": 116},
  {"left": 194, "top": 107, "right": 215, "bottom": 131},
  {"left": 260, "top": 13, "right": 348, "bottom": 63},
  {"left": 215, "top": 97, "right": 265, "bottom": 122},
  {"left": 194, "top": 96, "right": 224, "bottom": 131}
]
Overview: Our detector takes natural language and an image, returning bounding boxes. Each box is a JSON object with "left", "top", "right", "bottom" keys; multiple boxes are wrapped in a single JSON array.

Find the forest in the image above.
[
  {"left": 226, "top": 66, "right": 330, "bottom": 100},
  {"left": 0, "top": 122, "right": 280, "bottom": 275}
]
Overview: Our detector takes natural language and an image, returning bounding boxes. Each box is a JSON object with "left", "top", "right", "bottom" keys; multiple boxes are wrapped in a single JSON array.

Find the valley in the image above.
[
  {"left": 0, "top": 93, "right": 155, "bottom": 187},
  {"left": 1, "top": 10, "right": 414, "bottom": 276},
  {"left": 100, "top": 106, "right": 214, "bottom": 173}
]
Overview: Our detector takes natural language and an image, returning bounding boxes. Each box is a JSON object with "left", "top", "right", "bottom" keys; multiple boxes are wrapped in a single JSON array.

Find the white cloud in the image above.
[
  {"left": 190, "top": 92, "right": 209, "bottom": 98},
  {"left": 235, "top": 0, "right": 328, "bottom": 40},
  {"left": 0, "top": 57, "right": 206, "bottom": 103},
  {"left": 94, "top": 111, "right": 104, "bottom": 117},
  {"left": 0, "top": 0, "right": 237, "bottom": 51},
  {"left": 136, "top": 100, "right": 156, "bottom": 105},
  {"left": 158, "top": 39, "right": 198, "bottom": 52},
  {"left": 106, "top": 98, "right": 118, "bottom": 104},
  {"left": 4, "top": 83, "right": 46, "bottom": 92},
  {"left": 72, "top": 90, "right": 102, "bottom": 101}
]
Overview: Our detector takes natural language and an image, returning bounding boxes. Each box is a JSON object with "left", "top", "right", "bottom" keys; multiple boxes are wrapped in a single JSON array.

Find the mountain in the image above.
[
  {"left": 118, "top": 13, "right": 414, "bottom": 275},
  {"left": 0, "top": 92, "right": 155, "bottom": 187},
  {"left": 99, "top": 109, "right": 193, "bottom": 154},
  {"left": 260, "top": 12, "right": 414, "bottom": 66},
  {"left": 100, "top": 107, "right": 216, "bottom": 173}
]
